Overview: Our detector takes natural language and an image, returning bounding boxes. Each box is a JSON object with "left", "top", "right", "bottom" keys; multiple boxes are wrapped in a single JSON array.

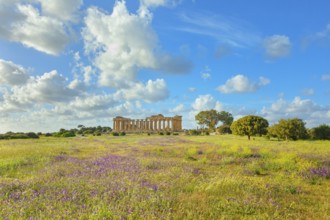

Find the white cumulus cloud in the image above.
[
  {"left": 82, "top": 0, "right": 191, "bottom": 89},
  {"left": 0, "top": 70, "right": 80, "bottom": 112},
  {"left": 192, "top": 94, "right": 223, "bottom": 111},
  {"left": 262, "top": 96, "right": 330, "bottom": 127},
  {"left": 0, "top": 1, "right": 81, "bottom": 55},
  {"left": 114, "top": 79, "right": 169, "bottom": 103},
  {"left": 0, "top": 59, "right": 30, "bottom": 85},
  {"left": 39, "top": 0, "right": 83, "bottom": 22},
  {"left": 217, "top": 74, "right": 270, "bottom": 94},
  {"left": 264, "top": 35, "right": 292, "bottom": 59},
  {"left": 169, "top": 104, "right": 185, "bottom": 113}
]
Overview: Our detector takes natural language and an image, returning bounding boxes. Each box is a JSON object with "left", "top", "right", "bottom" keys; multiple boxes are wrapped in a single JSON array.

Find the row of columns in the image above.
[{"left": 113, "top": 116, "right": 182, "bottom": 132}]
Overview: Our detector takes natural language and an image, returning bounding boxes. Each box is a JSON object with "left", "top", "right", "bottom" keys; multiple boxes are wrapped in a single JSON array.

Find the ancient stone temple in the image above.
[{"left": 113, "top": 114, "right": 182, "bottom": 133}]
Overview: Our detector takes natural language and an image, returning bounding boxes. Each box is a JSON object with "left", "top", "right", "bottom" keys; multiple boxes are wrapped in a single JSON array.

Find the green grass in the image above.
[{"left": 0, "top": 135, "right": 329, "bottom": 219}]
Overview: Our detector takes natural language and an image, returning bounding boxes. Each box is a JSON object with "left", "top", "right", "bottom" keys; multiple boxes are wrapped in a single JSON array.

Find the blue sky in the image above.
[{"left": 0, "top": 0, "right": 330, "bottom": 133}]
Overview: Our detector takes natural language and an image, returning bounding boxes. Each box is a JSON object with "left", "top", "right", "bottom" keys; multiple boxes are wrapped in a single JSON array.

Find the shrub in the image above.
[
  {"left": 217, "top": 124, "right": 232, "bottom": 134},
  {"left": 112, "top": 132, "right": 119, "bottom": 136},
  {"left": 26, "top": 132, "right": 39, "bottom": 139},
  {"left": 309, "top": 124, "right": 330, "bottom": 140},
  {"left": 173, "top": 132, "right": 179, "bottom": 135},
  {"left": 158, "top": 132, "right": 164, "bottom": 135},
  {"left": 120, "top": 132, "right": 126, "bottom": 136},
  {"left": 166, "top": 131, "right": 171, "bottom": 135},
  {"left": 61, "top": 131, "right": 76, "bottom": 137},
  {"left": 189, "top": 129, "right": 201, "bottom": 136}
]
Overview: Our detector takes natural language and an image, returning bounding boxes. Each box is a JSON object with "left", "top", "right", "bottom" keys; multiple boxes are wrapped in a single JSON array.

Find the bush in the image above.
[
  {"left": 120, "top": 132, "right": 126, "bottom": 136},
  {"left": 26, "top": 132, "right": 39, "bottom": 139},
  {"left": 166, "top": 131, "right": 171, "bottom": 135},
  {"left": 188, "top": 130, "right": 201, "bottom": 136},
  {"left": 45, "top": 133, "right": 52, "bottom": 137},
  {"left": 0, "top": 132, "right": 39, "bottom": 139},
  {"left": 217, "top": 124, "right": 232, "bottom": 134},
  {"left": 112, "top": 132, "right": 119, "bottom": 136},
  {"left": 158, "top": 132, "right": 164, "bottom": 135},
  {"left": 173, "top": 132, "right": 179, "bottom": 135},
  {"left": 309, "top": 124, "right": 330, "bottom": 140},
  {"left": 61, "top": 131, "right": 76, "bottom": 137}
]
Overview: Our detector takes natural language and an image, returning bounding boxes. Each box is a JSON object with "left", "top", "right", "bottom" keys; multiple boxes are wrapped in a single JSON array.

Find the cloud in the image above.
[
  {"left": 114, "top": 79, "right": 169, "bottom": 103},
  {"left": 177, "top": 12, "right": 261, "bottom": 48},
  {"left": 140, "top": 0, "right": 182, "bottom": 8},
  {"left": 69, "top": 94, "right": 119, "bottom": 111},
  {"left": 214, "top": 45, "right": 232, "bottom": 59},
  {"left": 302, "top": 88, "right": 315, "bottom": 96},
  {"left": 186, "top": 94, "right": 223, "bottom": 129},
  {"left": 263, "top": 35, "right": 292, "bottom": 59},
  {"left": 192, "top": 94, "right": 223, "bottom": 111},
  {"left": 0, "top": 70, "right": 80, "bottom": 112},
  {"left": 0, "top": 59, "right": 30, "bottom": 85},
  {"left": 217, "top": 74, "right": 270, "bottom": 94},
  {"left": 321, "top": 74, "right": 330, "bottom": 81},
  {"left": 82, "top": 1, "right": 191, "bottom": 89},
  {"left": 201, "top": 66, "right": 211, "bottom": 80},
  {"left": 261, "top": 96, "right": 330, "bottom": 127},
  {"left": 201, "top": 73, "right": 211, "bottom": 80},
  {"left": 188, "top": 87, "right": 197, "bottom": 92},
  {"left": 0, "top": 99, "right": 148, "bottom": 133},
  {"left": 169, "top": 104, "right": 185, "bottom": 113},
  {"left": 39, "top": 0, "right": 83, "bottom": 22},
  {"left": 303, "top": 23, "right": 330, "bottom": 48},
  {"left": 0, "top": 2, "right": 78, "bottom": 55}
]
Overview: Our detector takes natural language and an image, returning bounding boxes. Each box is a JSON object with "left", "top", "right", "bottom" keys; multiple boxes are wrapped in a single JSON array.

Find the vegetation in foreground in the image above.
[{"left": 0, "top": 135, "right": 329, "bottom": 219}]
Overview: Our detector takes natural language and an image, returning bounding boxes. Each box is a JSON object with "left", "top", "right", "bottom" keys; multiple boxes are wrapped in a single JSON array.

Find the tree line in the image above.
[
  {"left": 195, "top": 109, "right": 330, "bottom": 141},
  {"left": 0, "top": 125, "right": 112, "bottom": 139}
]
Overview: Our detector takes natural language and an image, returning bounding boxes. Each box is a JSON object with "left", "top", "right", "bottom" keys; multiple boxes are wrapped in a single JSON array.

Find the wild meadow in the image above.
[{"left": 0, "top": 135, "right": 329, "bottom": 219}]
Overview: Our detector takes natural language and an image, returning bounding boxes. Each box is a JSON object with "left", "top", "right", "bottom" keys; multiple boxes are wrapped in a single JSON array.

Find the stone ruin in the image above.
[{"left": 113, "top": 114, "right": 182, "bottom": 133}]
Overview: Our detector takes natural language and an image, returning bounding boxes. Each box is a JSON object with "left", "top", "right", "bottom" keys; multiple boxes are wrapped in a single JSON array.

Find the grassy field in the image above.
[{"left": 0, "top": 134, "right": 329, "bottom": 219}]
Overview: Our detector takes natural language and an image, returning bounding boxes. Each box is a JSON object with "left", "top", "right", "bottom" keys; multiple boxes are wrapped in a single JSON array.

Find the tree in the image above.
[
  {"left": 231, "top": 115, "right": 269, "bottom": 140},
  {"left": 308, "top": 124, "right": 330, "bottom": 140},
  {"left": 268, "top": 118, "right": 308, "bottom": 141},
  {"left": 195, "top": 110, "right": 233, "bottom": 131},
  {"left": 218, "top": 111, "right": 234, "bottom": 126},
  {"left": 217, "top": 124, "right": 232, "bottom": 134}
]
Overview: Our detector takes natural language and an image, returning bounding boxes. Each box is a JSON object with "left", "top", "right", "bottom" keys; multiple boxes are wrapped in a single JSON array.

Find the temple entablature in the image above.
[{"left": 113, "top": 115, "right": 182, "bottom": 132}]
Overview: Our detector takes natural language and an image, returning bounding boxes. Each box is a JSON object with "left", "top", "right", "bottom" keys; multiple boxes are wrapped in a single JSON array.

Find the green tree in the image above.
[
  {"left": 268, "top": 118, "right": 308, "bottom": 140},
  {"left": 217, "top": 124, "right": 232, "bottom": 134},
  {"left": 195, "top": 110, "right": 233, "bottom": 131},
  {"left": 231, "top": 115, "right": 269, "bottom": 140},
  {"left": 218, "top": 111, "right": 234, "bottom": 125},
  {"left": 308, "top": 124, "right": 330, "bottom": 140}
]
